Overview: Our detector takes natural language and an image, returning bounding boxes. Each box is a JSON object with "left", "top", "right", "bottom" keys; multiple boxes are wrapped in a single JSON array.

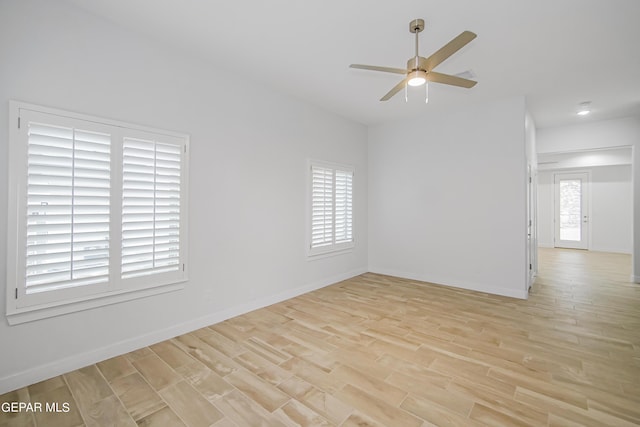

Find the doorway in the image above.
[{"left": 554, "top": 172, "right": 589, "bottom": 250}]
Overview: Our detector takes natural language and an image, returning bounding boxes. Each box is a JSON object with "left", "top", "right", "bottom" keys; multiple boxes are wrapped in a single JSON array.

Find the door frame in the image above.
[{"left": 527, "top": 165, "right": 537, "bottom": 288}]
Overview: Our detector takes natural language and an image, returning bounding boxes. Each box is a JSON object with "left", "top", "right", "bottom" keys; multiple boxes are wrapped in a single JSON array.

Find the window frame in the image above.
[
  {"left": 6, "top": 101, "right": 189, "bottom": 324},
  {"left": 307, "top": 160, "right": 355, "bottom": 258}
]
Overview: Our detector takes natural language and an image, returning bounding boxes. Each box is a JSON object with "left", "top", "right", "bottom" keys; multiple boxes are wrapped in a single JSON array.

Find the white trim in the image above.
[
  {"left": 590, "top": 246, "right": 632, "bottom": 255},
  {"left": 0, "top": 268, "right": 367, "bottom": 394},
  {"left": 6, "top": 103, "right": 21, "bottom": 322},
  {"left": 367, "top": 267, "right": 529, "bottom": 300},
  {"left": 631, "top": 275, "right": 640, "bottom": 284},
  {"left": 307, "top": 159, "right": 355, "bottom": 257},
  {"left": 553, "top": 170, "right": 591, "bottom": 250},
  {"left": 307, "top": 247, "right": 354, "bottom": 261},
  {"left": 7, "top": 282, "right": 184, "bottom": 325},
  {"left": 12, "top": 100, "right": 187, "bottom": 139},
  {"left": 539, "top": 145, "right": 634, "bottom": 156},
  {"left": 308, "top": 241, "right": 355, "bottom": 258},
  {"left": 6, "top": 101, "right": 190, "bottom": 321}
]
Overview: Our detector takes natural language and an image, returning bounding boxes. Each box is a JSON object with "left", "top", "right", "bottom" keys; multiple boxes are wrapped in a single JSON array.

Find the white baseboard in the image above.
[
  {"left": 368, "top": 267, "right": 529, "bottom": 300},
  {"left": 0, "top": 267, "right": 366, "bottom": 394},
  {"left": 590, "top": 247, "right": 632, "bottom": 255},
  {"left": 631, "top": 275, "right": 640, "bottom": 284}
]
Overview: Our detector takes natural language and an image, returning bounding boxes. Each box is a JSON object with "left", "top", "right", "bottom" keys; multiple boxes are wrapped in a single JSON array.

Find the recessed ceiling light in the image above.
[{"left": 577, "top": 101, "right": 591, "bottom": 116}]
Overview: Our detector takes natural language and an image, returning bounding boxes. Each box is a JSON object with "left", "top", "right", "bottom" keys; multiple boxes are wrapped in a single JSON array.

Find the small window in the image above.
[
  {"left": 6, "top": 102, "right": 189, "bottom": 324},
  {"left": 309, "top": 161, "right": 354, "bottom": 256}
]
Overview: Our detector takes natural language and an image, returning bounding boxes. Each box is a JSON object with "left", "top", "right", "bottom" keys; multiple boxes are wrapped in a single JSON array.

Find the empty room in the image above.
[{"left": 1, "top": 0, "right": 639, "bottom": 426}]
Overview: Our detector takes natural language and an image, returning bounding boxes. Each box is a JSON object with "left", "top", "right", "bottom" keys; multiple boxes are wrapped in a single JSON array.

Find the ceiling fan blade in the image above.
[
  {"left": 350, "top": 64, "right": 407, "bottom": 75},
  {"left": 423, "top": 31, "right": 477, "bottom": 71},
  {"left": 427, "top": 71, "right": 477, "bottom": 88},
  {"left": 380, "top": 78, "right": 408, "bottom": 101}
]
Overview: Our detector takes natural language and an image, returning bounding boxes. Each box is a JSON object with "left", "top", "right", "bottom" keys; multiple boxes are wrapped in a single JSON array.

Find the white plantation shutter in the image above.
[
  {"left": 25, "top": 122, "right": 111, "bottom": 293},
  {"left": 8, "top": 102, "right": 189, "bottom": 321},
  {"left": 122, "top": 138, "right": 182, "bottom": 278},
  {"left": 309, "top": 162, "right": 354, "bottom": 255},
  {"left": 335, "top": 169, "right": 353, "bottom": 244},
  {"left": 311, "top": 166, "right": 334, "bottom": 248}
]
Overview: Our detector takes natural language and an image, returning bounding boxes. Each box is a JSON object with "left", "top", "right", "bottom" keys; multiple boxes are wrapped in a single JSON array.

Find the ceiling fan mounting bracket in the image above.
[{"left": 409, "top": 19, "right": 425, "bottom": 34}]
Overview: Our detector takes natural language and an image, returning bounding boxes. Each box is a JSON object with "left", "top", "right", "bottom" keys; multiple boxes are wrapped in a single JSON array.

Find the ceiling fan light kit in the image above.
[
  {"left": 407, "top": 70, "right": 427, "bottom": 87},
  {"left": 350, "top": 18, "right": 477, "bottom": 102},
  {"left": 405, "top": 78, "right": 429, "bottom": 104}
]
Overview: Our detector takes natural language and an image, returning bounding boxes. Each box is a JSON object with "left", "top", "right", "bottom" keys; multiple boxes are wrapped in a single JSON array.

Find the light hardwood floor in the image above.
[{"left": 1, "top": 248, "right": 639, "bottom": 426}]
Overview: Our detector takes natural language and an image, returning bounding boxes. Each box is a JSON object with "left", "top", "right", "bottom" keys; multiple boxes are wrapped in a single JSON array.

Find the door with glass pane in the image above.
[{"left": 554, "top": 172, "right": 589, "bottom": 249}]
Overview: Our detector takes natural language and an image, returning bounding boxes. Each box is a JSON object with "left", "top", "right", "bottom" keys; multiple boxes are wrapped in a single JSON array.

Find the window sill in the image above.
[
  {"left": 6, "top": 282, "right": 185, "bottom": 325},
  {"left": 307, "top": 245, "right": 355, "bottom": 261}
]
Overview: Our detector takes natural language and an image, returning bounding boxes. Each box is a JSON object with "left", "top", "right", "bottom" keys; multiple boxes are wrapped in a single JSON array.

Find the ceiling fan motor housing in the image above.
[{"left": 408, "top": 56, "right": 428, "bottom": 72}]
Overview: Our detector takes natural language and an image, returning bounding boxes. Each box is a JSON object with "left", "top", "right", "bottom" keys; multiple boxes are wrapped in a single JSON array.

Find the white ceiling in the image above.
[{"left": 65, "top": 0, "right": 640, "bottom": 128}]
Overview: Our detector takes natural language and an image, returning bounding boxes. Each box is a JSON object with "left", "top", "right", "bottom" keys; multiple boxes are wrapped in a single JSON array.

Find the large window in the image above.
[
  {"left": 6, "top": 102, "right": 189, "bottom": 323},
  {"left": 309, "top": 161, "right": 354, "bottom": 256}
]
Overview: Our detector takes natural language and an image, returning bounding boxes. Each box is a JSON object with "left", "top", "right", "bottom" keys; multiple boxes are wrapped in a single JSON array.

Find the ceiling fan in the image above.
[{"left": 350, "top": 19, "right": 477, "bottom": 101}]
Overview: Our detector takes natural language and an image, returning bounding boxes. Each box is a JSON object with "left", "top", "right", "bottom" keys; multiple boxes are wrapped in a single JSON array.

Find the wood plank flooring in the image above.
[{"left": 1, "top": 248, "right": 638, "bottom": 426}]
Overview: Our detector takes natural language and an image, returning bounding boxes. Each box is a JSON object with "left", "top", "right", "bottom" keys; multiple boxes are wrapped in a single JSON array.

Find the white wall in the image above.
[
  {"left": 538, "top": 117, "right": 640, "bottom": 280},
  {"left": 0, "top": 0, "right": 368, "bottom": 392},
  {"left": 538, "top": 166, "right": 632, "bottom": 253},
  {"left": 592, "top": 166, "right": 633, "bottom": 253},
  {"left": 368, "top": 96, "right": 528, "bottom": 299}
]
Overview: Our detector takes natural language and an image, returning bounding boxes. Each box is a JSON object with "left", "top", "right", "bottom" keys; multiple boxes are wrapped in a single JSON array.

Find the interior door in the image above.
[{"left": 554, "top": 172, "right": 589, "bottom": 250}]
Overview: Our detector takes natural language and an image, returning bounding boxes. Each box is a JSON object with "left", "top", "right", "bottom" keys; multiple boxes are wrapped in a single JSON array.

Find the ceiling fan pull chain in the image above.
[
  {"left": 425, "top": 82, "right": 429, "bottom": 104},
  {"left": 405, "top": 81, "right": 408, "bottom": 103}
]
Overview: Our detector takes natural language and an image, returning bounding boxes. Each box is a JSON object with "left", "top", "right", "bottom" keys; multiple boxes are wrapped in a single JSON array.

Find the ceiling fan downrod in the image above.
[
  {"left": 410, "top": 19, "right": 424, "bottom": 59},
  {"left": 409, "top": 19, "right": 426, "bottom": 79}
]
